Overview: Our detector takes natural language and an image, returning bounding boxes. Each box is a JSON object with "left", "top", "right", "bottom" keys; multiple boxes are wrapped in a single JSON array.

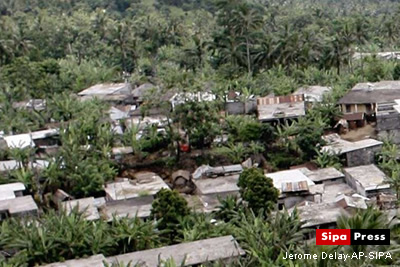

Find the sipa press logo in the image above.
[{"left": 316, "top": 229, "right": 390, "bottom": 245}]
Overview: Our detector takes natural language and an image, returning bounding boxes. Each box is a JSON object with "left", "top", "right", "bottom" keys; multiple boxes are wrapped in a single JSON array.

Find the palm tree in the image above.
[{"left": 230, "top": 3, "right": 264, "bottom": 74}]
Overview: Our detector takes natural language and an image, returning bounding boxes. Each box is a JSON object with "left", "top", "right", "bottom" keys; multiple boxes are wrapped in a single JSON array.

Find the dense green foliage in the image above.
[
  {"left": 1, "top": 0, "right": 400, "bottom": 266},
  {"left": 237, "top": 168, "right": 279, "bottom": 214}
]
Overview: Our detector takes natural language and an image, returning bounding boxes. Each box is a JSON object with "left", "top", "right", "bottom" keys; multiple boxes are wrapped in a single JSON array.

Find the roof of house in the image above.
[
  {"left": 343, "top": 164, "right": 390, "bottom": 191},
  {"left": 193, "top": 174, "right": 240, "bottom": 195},
  {"left": 305, "top": 167, "right": 345, "bottom": 183},
  {"left": 322, "top": 183, "right": 355, "bottom": 203},
  {"left": 132, "top": 83, "right": 155, "bottom": 101},
  {"left": 61, "top": 197, "right": 104, "bottom": 221},
  {"left": 106, "top": 235, "right": 245, "bottom": 266},
  {"left": 257, "top": 95, "right": 306, "bottom": 121},
  {"left": 192, "top": 164, "right": 243, "bottom": 179},
  {"left": 335, "top": 194, "right": 368, "bottom": 209},
  {"left": 266, "top": 169, "right": 315, "bottom": 194},
  {"left": 291, "top": 202, "right": 348, "bottom": 228},
  {"left": 321, "top": 134, "right": 382, "bottom": 155},
  {"left": 0, "top": 182, "right": 25, "bottom": 201},
  {"left": 0, "top": 160, "right": 19, "bottom": 172},
  {"left": 4, "top": 133, "right": 34, "bottom": 148},
  {"left": 100, "top": 196, "right": 153, "bottom": 221},
  {"left": 78, "top": 83, "right": 131, "bottom": 96},
  {"left": 104, "top": 173, "right": 170, "bottom": 201},
  {"left": 338, "top": 81, "right": 400, "bottom": 104},
  {"left": 108, "top": 107, "right": 129, "bottom": 121},
  {"left": 0, "top": 195, "right": 38, "bottom": 215},
  {"left": 40, "top": 254, "right": 106, "bottom": 267},
  {"left": 111, "top": 147, "right": 133, "bottom": 155}
]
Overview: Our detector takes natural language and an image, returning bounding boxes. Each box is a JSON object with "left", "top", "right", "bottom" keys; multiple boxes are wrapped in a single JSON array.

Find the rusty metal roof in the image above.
[
  {"left": 281, "top": 180, "right": 309, "bottom": 193},
  {"left": 257, "top": 94, "right": 304, "bottom": 106}
]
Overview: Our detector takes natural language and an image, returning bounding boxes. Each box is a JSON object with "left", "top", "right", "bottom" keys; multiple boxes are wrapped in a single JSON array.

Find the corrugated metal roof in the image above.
[
  {"left": 257, "top": 94, "right": 304, "bottom": 106},
  {"left": 281, "top": 180, "right": 309, "bottom": 193}
]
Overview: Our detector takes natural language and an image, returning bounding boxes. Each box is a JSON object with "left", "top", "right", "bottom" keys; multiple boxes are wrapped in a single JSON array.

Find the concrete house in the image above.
[
  {"left": 257, "top": 94, "right": 306, "bottom": 123},
  {"left": 61, "top": 197, "right": 105, "bottom": 221},
  {"left": 104, "top": 172, "right": 170, "bottom": 201},
  {"left": 78, "top": 83, "right": 133, "bottom": 104},
  {"left": 266, "top": 169, "right": 322, "bottom": 209},
  {"left": 338, "top": 81, "right": 400, "bottom": 123},
  {"left": 0, "top": 195, "right": 38, "bottom": 220},
  {"left": 100, "top": 196, "right": 153, "bottom": 221},
  {"left": 0, "top": 182, "right": 25, "bottom": 200},
  {"left": 376, "top": 99, "right": 400, "bottom": 144},
  {"left": 291, "top": 202, "right": 349, "bottom": 230},
  {"left": 343, "top": 164, "right": 391, "bottom": 198},
  {"left": 321, "top": 134, "right": 382, "bottom": 167},
  {"left": 303, "top": 167, "right": 345, "bottom": 185}
]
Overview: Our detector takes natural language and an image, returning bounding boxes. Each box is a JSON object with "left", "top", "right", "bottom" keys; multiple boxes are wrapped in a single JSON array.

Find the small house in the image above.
[
  {"left": 78, "top": 83, "right": 133, "bottom": 104},
  {"left": 338, "top": 80, "right": 400, "bottom": 123},
  {"left": 343, "top": 164, "right": 391, "bottom": 198},
  {"left": 303, "top": 167, "right": 345, "bottom": 185},
  {"left": 104, "top": 172, "right": 170, "bottom": 201},
  {"left": 257, "top": 94, "right": 306, "bottom": 123},
  {"left": 290, "top": 202, "right": 349, "bottom": 230},
  {"left": 61, "top": 197, "right": 105, "bottom": 221},
  {"left": 0, "top": 195, "right": 38, "bottom": 220},
  {"left": 266, "top": 169, "right": 321, "bottom": 209},
  {"left": 321, "top": 134, "right": 382, "bottom": 167},
  {"left": 100, "top": 195, "right": 153, "bottom": 221}
]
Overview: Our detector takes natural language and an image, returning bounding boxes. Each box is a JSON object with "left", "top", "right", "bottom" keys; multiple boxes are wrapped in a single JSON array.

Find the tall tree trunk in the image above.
[{"left": 246, "top": 36, "right": 251, "bottom": 74}]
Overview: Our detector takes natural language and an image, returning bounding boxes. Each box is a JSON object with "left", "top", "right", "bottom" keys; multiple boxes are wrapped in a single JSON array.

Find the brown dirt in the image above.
[{"left": 340, "top": 123, "right": 377, "bottom": 142}]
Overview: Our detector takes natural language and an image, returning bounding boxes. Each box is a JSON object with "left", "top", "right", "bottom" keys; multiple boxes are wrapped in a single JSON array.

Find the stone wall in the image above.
[{"left": 346, "top": 145, "right": 382, "bottom": 167}]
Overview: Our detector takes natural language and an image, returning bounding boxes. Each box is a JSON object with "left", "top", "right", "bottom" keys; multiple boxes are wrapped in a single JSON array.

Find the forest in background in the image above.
[{"left": 1, "top": 0, "right": 400, "bottom": 266}]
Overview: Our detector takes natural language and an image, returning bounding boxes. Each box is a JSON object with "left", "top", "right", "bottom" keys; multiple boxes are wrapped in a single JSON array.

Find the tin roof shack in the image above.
[
  {"left": 338, "top": 81, "right": 400, "bottom": 122},
  {"left": 106, "top": 235, "right": 245, "bottom": 266},
  {"left": 304, "top": 167, "right": 345, "bottom": 185},
  {"left": 257, "top": 94, "right": 306, "bottom": 123},
  {"left": 78, "top": 83, "right": 133, "bottom": 104},
  {"left": 192, "top": 164, "right": 243, "bottom": 179},
  {"left": 40, "top": 254, "right": 106, "bottom": 267},
  {"left": 343, "top": 164, "right": 391, "bottom": 198},
  {"left": 321, "top": 134, "right": 382, "bottom": 167},
  {"left": 100, "top": 195, "right": 153, "bottom": 221},
  {"left": 266, "top": 169, "right": 321, "bottom": 209},
  {"left": 291, "top": 202, "right": 349, "bottom": 230},
  {"left": 104, "top": 172, "right": 170, "bottom": 201},
  {"left": 294, "top": 86, "right": 332, "bottom": 103},
  {"left": 61, "top": 197, "right": 105, "bottom": 221},
  {"left": 0, "top": 182, "right": 25, "bottom": 200},
  {"left": 0, "top": 196, "right": 38, "bottom": 220}
]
